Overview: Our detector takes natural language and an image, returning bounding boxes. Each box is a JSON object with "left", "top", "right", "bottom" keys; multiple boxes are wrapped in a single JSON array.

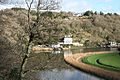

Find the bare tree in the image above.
[
  {"left": 19, "top": 0, "right": 34, "bottom": 79},
  {"left": 24, "top": 0, "right": 61, "bottom": 42},
  {"left": 25, "top": 0, "right": 34, "bottom": 24},
  {"left": 0, "top": 0, "right": 61, "bottom": 79},
  {"left": 34, "top": 0, "right": 61, "bottom": 45},
  {"left": 0, "top": 0, "right": 9, "bottom": 3},
  {"left": 19, "top": 0, "right": 61, "bottom": 79},
  {"left": 36, "top": 0, "right": 61, "bottom": 23}
]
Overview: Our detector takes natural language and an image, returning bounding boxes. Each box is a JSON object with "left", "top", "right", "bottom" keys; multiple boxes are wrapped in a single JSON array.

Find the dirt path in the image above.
[{"left": 64, "top": 51, "right": 120, "bottom": 80}]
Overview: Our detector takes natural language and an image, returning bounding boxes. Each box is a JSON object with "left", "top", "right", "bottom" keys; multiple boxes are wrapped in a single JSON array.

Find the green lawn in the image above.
[{"left": 82, "top": 53, "right": 120, "bottom": 71}]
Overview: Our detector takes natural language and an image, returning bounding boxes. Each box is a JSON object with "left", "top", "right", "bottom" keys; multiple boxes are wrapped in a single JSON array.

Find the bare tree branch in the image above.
[
  {"left": 25, "top": 0, "right": 34, "bottom": 31},
  {"left": 25, "top": 0, "right": 34, "bottom": 10},
  {"left": 36, "top": 0, "right": 61, "bottom": 10},
  {"left": 36, "top": 0, "right": 61, "bottom": 23}
]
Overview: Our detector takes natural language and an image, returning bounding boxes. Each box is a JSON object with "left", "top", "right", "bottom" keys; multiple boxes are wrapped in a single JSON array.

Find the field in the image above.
[{"left": 82, "top": 53, "right": 120, "bottom": 71}]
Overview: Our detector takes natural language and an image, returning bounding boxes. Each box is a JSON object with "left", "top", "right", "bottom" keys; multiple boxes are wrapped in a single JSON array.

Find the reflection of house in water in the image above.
[{"left": 64, "top": 50, "right": 72, "bottom": 55}]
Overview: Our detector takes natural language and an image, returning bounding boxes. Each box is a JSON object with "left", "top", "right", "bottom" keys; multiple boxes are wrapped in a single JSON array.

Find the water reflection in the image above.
[
  {"left": 32, "top": 49, "right": 104, "bottom": 80},
  {"left": 64, "top": 50, "right": 72, "bottom": 55},
  {"left": 36, "top": 69, "right": 103, "bottom": 80},
  {"left": 72, "top": 47, "right": 117, "bottom": 53},
  {"left": 25, "top": 48, "right": 112, "bottom": 80}
]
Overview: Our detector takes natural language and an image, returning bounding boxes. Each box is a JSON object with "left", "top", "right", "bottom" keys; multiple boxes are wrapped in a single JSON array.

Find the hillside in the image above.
[
  {"left": 32, "top": 11, "right": 120, "bottom": 47},
  {"left": 0, "top": 9, "right": 29, "bottom": 79}
]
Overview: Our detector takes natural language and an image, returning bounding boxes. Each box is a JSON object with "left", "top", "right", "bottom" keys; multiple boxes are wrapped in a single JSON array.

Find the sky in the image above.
[
  {"left": 61, "top": 0, "right": 120, "bottom": 13},
  {"left": 0, "top": 0, "right": 120, "bottom": 14}
]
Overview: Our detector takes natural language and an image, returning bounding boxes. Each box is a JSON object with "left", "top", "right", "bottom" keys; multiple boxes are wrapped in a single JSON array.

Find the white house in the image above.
[{"left": 64, "top": 37, "right": 73, "bottom": 44}]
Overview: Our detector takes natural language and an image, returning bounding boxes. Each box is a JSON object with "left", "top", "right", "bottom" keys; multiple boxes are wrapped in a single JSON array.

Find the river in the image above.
[{"left": 23, "top": 48, "right": 116, "bottom": 80}]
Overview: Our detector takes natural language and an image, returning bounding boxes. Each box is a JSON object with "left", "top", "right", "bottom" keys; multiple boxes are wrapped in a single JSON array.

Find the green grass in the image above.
[
  {"left": 99, "top": 54, "right": 120, "bottom": 69},
  {"left": 82, "top": 53, "right": 120, "bottom": 71}
]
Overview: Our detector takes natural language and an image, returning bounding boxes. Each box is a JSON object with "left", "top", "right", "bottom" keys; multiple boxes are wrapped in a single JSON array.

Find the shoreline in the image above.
[
  {"left": 32, "top": 46, "right": 69, "bottom": 51},
  {"left": 64, "top": 51, "right": 120, "bottom": 80}
]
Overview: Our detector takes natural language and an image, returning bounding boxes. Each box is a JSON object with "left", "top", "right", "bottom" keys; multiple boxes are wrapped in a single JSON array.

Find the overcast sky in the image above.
[{"left": 0, "top": 0, "right": 120, "bottom": 13}]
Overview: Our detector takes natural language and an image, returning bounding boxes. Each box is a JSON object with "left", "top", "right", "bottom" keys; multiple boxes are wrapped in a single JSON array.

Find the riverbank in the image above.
[
  {"left": 32, "top": 46, "right": 69, "bottom": 51},
  {"left": 64, "top": 51, "right": 120, "bottom": 80},
  {"left": 32, "top": 47, "right": 53, "bottom": 51}
]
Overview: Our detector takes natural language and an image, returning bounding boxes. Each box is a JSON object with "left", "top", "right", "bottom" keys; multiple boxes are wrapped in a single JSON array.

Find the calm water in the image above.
[
  {"left": 24, "top": 48, "right": 116, "bottom": 80},
  {"left": 36, "top": 69, "right": 103, "bottom": 80}
]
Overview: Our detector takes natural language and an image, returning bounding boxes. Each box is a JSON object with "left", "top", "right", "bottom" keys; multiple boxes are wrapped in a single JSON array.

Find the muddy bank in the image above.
[{"left": 64, "top": 51, "right": 120, "bottom": 80}]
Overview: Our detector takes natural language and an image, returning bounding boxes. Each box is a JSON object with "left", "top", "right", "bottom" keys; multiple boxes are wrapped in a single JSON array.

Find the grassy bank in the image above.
[{"left": 82, "top": 53, "right": 120, "bottom": 71}]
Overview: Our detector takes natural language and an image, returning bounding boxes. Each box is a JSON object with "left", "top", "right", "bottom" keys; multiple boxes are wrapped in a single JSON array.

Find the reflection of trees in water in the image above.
[
  {"left": 23, "top": 52, "right": 75, "bottom": 80},
  {"left": 24, "top": 48, "right": 112, "bottom": 72},
  {"left": 24, "top": 52, "right": 71, "bottom": 72},
  {"left": 24, "top": 51, "right": 103, "bottom": 80}
]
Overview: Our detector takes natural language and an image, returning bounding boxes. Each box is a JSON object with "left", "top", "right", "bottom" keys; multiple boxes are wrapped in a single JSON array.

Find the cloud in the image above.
[
  {"left": 0, "top": 3, "right": 28, "bottom": 10},
  {"left": 0, "top": 0, "right": 36, "bottom": 10},
  {"left": 101, "top": 6, "right": 113, "bottom": 13},
  {"left": 0, "top": 4, "right": 14, "bottom": 10},
  {"left": 61, "top": 0, "right": 91, "bottom": 12}
]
